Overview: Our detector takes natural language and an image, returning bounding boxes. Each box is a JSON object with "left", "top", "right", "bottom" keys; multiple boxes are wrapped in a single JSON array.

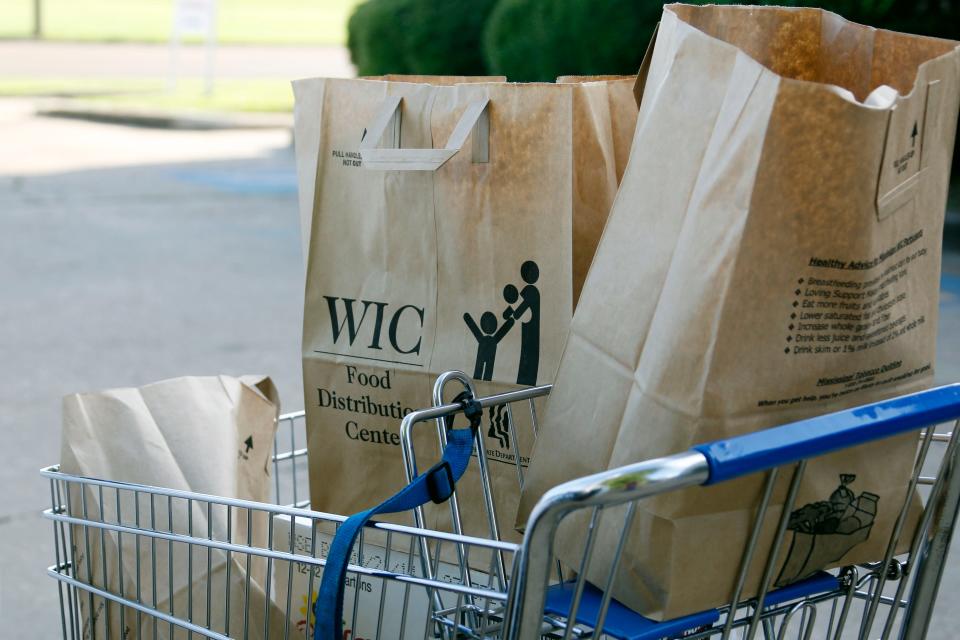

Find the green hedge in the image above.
[
  {"left": 348, "top": 0, "right": 960, "bottom": 81},
  {"left": 346, "top": 0, "right": 415, "bottom": 76},
  {"left": 346, "top": 0, "right": 496, "bottom": 77},
  {"left": 405, "top": 0, "right": 498, "bottom": 75},
  {"left": 483, "top": 0, "right": 676, "bottom": 81}
]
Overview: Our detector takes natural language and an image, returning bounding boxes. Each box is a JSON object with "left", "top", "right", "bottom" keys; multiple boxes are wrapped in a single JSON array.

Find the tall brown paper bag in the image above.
[
  {"left": 519, "top": 4, "right": 960, "bottom": 620},
  {"left": 293, "top": 75, "right": 638, "bottom": 541},
  {"left": 60, "top": 375, "right": 286, "bottom": 638}
]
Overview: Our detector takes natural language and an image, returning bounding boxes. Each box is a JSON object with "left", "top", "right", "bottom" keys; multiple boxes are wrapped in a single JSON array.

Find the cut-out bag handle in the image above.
[{"left": 359, "top": 96, "right": 490, "bottom": 171}]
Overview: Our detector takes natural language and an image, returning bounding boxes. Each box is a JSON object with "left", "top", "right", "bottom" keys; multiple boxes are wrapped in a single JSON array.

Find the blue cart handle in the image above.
[{"left": 693, "top": 384, "right": 960, "bottom": 485}]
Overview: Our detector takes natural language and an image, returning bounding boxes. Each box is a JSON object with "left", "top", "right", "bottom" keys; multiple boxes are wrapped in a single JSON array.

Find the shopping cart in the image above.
[{"left": 42, "top": 371, "right": 960, "bottom": 640}]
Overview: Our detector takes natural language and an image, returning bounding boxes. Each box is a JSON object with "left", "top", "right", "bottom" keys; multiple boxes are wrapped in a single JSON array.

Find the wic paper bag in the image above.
[
  {"left": 294, "top": 76, "right": 638, "bottom": 540},
  {"left": 519, "top": 4, "right": 960, "bottom": 620},
  {"left": 60, "top": 375, "right": 286, "bottom": 638}
]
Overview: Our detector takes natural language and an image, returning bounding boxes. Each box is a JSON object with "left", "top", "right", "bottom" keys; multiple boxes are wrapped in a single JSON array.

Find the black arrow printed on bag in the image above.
[
  {"left": 238, "top": 435, "right": 254, "bottom": 462},
  {"left": 911, "top": 121, "right": 918, "bottom": 147}
]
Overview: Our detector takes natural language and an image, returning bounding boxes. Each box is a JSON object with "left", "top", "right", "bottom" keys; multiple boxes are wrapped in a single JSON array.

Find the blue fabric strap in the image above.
[{"left": 313, "top": 405, "right": 480, "bottom": 640}]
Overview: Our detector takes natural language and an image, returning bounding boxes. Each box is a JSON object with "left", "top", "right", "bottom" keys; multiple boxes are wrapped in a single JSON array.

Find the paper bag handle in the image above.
[{"left": 359, "top": 96, "right": 490, "bottom": 171}]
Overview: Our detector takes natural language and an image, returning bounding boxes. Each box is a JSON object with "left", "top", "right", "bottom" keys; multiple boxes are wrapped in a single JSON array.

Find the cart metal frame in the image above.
[{"left": 42, "top": 376, "right": 960, "bottom": 640}]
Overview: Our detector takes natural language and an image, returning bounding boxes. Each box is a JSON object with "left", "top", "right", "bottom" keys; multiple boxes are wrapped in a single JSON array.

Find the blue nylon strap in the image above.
[{"left": 313, "top": 425, "right": 476, "bottom": 640}]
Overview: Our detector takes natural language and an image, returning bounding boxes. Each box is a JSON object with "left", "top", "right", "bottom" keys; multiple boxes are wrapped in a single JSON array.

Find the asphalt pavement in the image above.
[
  {"left": 1, "top": 94, "right": 959, "bottom": 637},
  {"left": 0, "top": 98, "right": 305, "bottom": 634}
]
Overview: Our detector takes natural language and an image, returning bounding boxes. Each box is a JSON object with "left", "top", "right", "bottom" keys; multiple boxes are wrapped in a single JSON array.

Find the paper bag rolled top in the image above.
[
  {"left": 294, "top": 73, "right": 639, "bottom": 541},
  {"left": 518, "top": 3, "right": 960, "bottom": 620}
]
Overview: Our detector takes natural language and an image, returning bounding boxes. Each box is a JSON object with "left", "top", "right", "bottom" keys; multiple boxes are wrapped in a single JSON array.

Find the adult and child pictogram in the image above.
[{"left": 463, "top": 260, "right": 541, "bottom": 385}]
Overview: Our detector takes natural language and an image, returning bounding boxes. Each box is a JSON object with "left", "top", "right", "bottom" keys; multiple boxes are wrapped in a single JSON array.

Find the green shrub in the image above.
[
  {"left": 346, "top": 0, "right": 416, "bottom": 76},
  {"left": 347, "top": 0, "right": 497, "bottom": 77},
  {"left": 478, "top": 0, "right": 560, "bottom": 82},
  {"left": 483, "top": 0, "right": 728, "bottom": 81},
  {"left": 483, "top": 0, "right": 668, "bottom": 81},
  {"left": 404, "top": 0, "right": 499, "bottom": 76},
  {"left": 349, "top": 0, "right": 960, "bottom": 82}
]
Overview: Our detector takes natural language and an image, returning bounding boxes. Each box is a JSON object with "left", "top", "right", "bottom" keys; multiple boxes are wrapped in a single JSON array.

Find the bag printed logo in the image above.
[
  {"left": 776, "top": 474, "right": 878, "bottom": 586},
  {"left": 484, "top": 403, "right": 531, "bottom": 468},
  {"left": 463, "top": 260, "right": 542, "bottom": 385},
  {"left": 320, "top": 296, "right": 426, "bottom": 364},
  {"left": 311, "top": 261, "right": 548, "bottom": 454},
  {"left": 487, "top": 404, "right": 510, "bottom": 450}
]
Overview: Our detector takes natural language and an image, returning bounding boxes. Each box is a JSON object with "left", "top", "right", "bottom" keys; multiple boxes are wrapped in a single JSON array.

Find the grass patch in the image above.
[
  {"left": 91, "top": 79, "right": 295, "bottom": 112},
  {"left": 0, "top": 78, "right": 163, "bottom": 97},
  {"left": 0, "top": 0, "right": 361, "bottom": 45},
  {"left": 0, "top": 78, "right": 294, "bottom": 113}
]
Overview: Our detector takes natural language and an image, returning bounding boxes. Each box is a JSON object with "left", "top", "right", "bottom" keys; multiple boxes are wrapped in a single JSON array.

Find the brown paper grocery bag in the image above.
[
  {"left": 294, "top": 76, "right": 638, "bottom": 541},
  {"left": 60, "top": 375, "right": 286, "bottom": 639},
  {"left": 519, "top": 4, "right": 960, "bottom": 620},
  {"left": 557, "top": 75, "right": 638, "bottom": 184}
]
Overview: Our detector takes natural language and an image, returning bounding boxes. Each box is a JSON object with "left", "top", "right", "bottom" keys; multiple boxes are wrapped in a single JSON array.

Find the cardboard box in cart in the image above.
[{"left": 273, "top": 514, "right": 490, "bottom": 638}]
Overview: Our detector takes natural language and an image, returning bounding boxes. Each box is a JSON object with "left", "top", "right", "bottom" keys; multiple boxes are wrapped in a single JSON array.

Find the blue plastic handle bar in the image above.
[{"left": 693, "top": 384, "right": 960, "bottom": 485}]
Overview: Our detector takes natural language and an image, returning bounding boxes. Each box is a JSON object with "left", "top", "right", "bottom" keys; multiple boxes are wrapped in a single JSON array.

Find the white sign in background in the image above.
[
  {"left": 173, "top": 0, "right": 216, "bottom": 36},
  {"left": 169, "top": 0, "right": 218, "bottom": 94}
]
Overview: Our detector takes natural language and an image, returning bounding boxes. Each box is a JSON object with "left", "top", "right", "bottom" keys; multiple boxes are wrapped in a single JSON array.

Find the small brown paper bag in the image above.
[
  {"left": 60, "top": 375, "right": 286, "bottom": 638},
  {"left": 519, "top": 3, "right": 960, "bottom": 620}
]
